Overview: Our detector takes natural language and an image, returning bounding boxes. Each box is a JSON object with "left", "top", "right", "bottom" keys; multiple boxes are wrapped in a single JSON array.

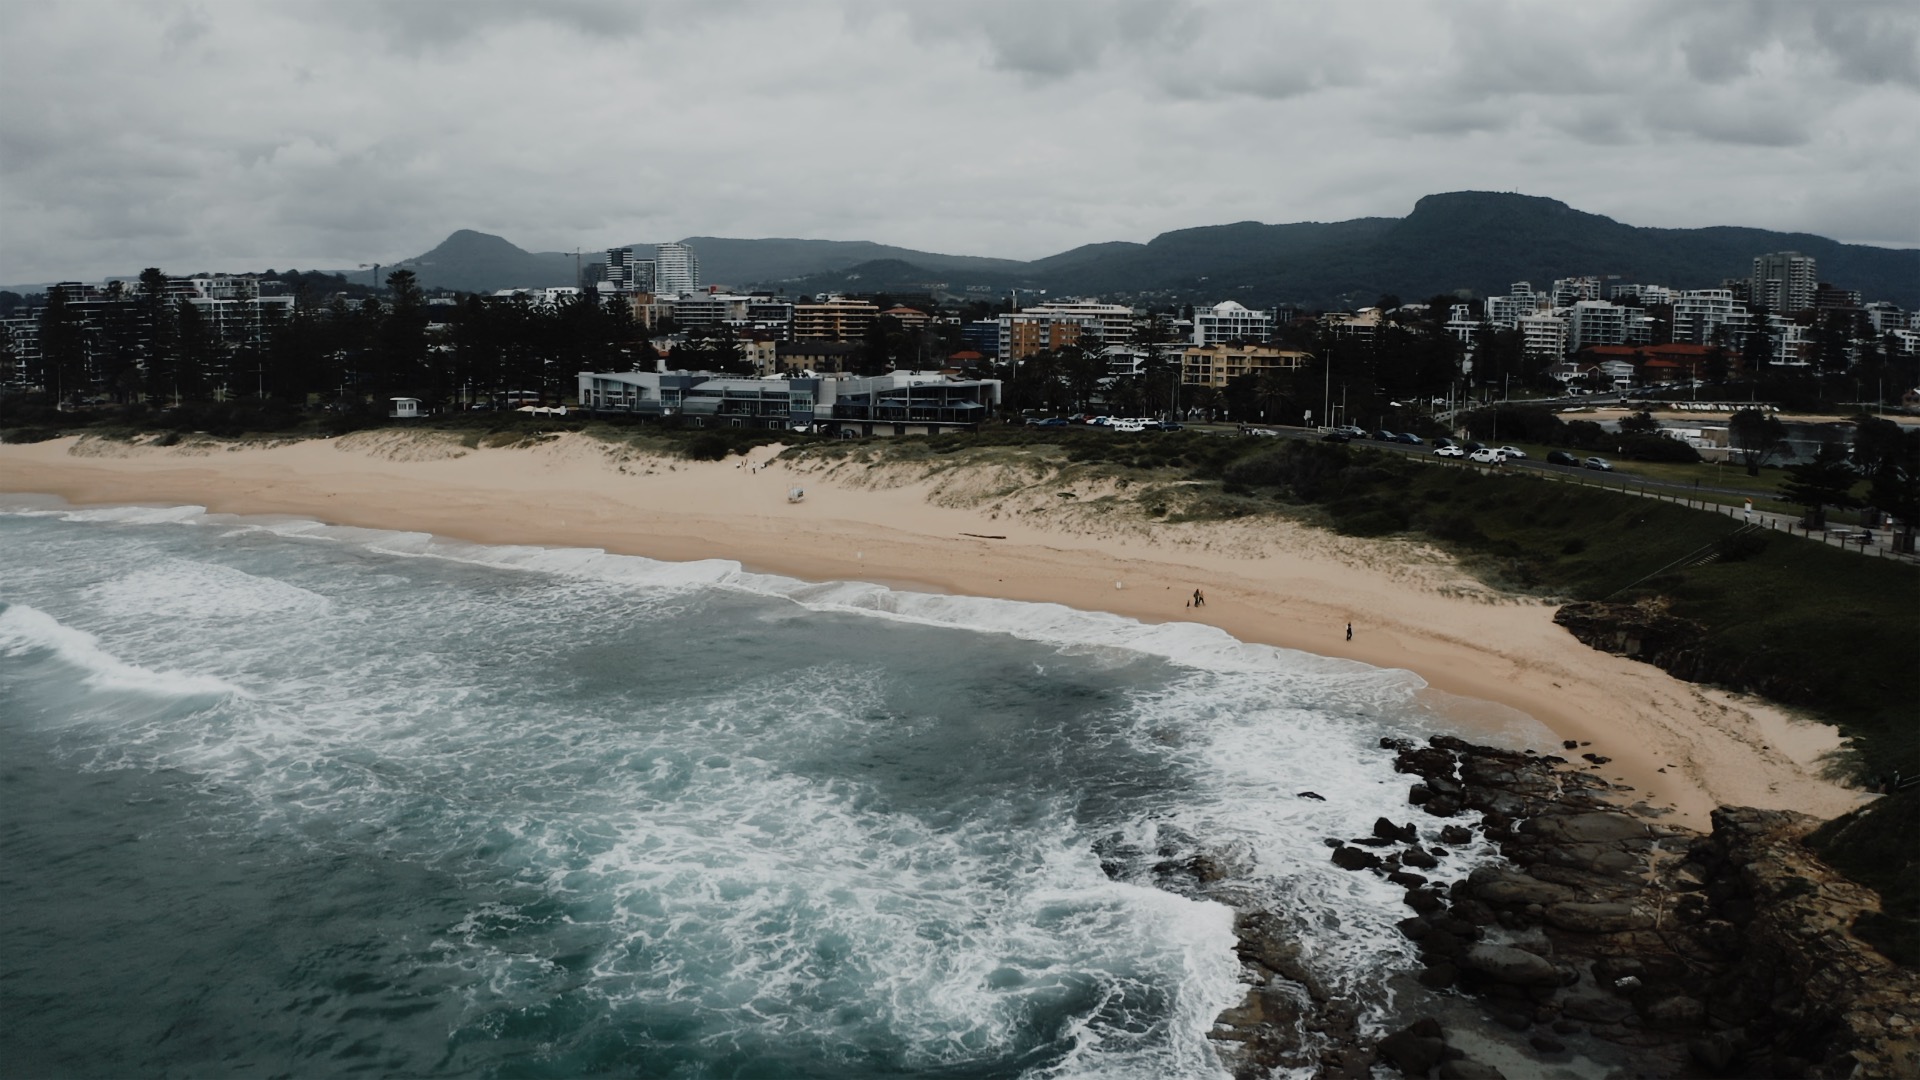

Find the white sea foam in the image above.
[
  {"left": 1, "top": 502, "right": 1521, "bottom": 1077},
  {"left": 0, "top": 602, "right": 243, "bottom": 699},
  {"left": 81, "top": 559, "right": 331, "bottom": 622},
  {"left": 5, "top": 501, "right": 1411, "bottom": 689}
]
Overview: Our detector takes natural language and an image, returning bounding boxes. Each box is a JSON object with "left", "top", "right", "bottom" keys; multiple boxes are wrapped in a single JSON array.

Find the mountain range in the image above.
[{"left": 382, "top": 192, "right": 1920, "bottom": 308}]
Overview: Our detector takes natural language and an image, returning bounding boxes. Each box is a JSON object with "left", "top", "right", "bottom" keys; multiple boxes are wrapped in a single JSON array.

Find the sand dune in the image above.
[{"left": 1, "top": 430, "right": 1867, "bottom": 823}]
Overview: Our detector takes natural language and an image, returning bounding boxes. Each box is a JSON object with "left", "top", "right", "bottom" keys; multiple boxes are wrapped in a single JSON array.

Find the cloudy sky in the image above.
[{"left": 3, "top": 0, "right": 1916, "bottom": 284}]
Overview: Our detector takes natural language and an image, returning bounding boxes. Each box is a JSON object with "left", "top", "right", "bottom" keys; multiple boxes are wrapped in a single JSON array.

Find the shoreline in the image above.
[{"left": 0, "top": 430, "right": 1869, "bottom": 824}]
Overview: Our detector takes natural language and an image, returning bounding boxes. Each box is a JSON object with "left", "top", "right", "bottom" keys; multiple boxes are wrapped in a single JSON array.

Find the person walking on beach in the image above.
[
  {"left": 1192, "top": 588, "right": 1205, "bottom": 608},
  {"left": 1346, "top": 622, "right": 1353, "bottom": 642}
]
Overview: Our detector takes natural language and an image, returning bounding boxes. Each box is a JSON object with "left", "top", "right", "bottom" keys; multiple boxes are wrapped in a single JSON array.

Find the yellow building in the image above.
[
  {"left": 1181, "top": 344, "right": 1311, "bottom": 388},
  {"left": 794, "top": 298, "right": 879, "bottom": 342}
]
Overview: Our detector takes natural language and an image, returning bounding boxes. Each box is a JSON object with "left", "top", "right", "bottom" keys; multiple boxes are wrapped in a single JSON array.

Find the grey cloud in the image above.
[{"left": 1813, "top": 3, "right": 1920, "bottom": 86}]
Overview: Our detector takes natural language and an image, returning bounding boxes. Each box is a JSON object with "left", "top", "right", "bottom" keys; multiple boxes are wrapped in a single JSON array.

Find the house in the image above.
[{"left": 388, "top": 397, "right": 422, "bottom": 419}]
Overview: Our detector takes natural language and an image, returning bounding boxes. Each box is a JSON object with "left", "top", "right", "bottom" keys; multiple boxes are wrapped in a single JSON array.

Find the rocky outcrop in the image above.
[
  {"left": 1377, "top": 735, "right": 1920, "bottom": 1079},
  {"left": 1551, "top": 599, "right": 1835, "bottom": 707}
]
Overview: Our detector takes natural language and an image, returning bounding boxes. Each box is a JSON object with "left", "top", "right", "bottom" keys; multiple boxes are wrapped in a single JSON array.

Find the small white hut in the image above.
[{"left": 389, "top": 397, "right": 422, "bottom": 419}]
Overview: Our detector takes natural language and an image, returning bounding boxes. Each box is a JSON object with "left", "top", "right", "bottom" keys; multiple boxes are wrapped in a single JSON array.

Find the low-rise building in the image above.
[
  {"left": 576, "top": 369, "right": 1002, "bottom": 435},
  {"left": 1180, "top": 343, "right": 1311, "bottom": 389}
]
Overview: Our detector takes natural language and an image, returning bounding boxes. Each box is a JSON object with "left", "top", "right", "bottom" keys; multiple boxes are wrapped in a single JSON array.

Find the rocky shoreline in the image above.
[{"left": 1187, "top": 735, "right": 1917, "bottom": 1079}]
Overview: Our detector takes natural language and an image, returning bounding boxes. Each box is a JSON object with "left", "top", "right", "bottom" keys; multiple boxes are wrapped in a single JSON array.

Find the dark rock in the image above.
[
  {"left": 1591, "top": 957, "right": 1645, "bottom": 987},
  {"left": 1377, "top": 1030, "right": 1446, "bottom": 1076},
  {"left": 1408, "top": 783, "right": 1432, "bottom": 805},
  {"left": 1581, "top": 753, "right": 1612, "bottom": 765},
  {"left": 1543, "top": 901, "right": 1647, "bottom": 933},
  {"left": 1421, "top": 930, "right": 1464, "bottom": 958},
  {"left": 1396, "top": 915, "right": 1432, "bottom": 940},
  {"left": 1642, "top": 995, "right": 1705, "bottom": 1030},
  {"left": 1423, "top": 794, "right": 1462, "bottom": 817},
  {"left": 1519, "top": 811, "right": 1648, "bottom": 844},
  {"left": 1461, "top": 944, "right": 1563, "bottom": 987},
  {"left": 1374, "top": 817, "right": 1419, "bottom": 843},
  {"left": 1387, "top": 871, "right": 1429, "bottom": 888},
  {"left": 1563, "top": 739, "right": 1579, "bottom": 750},
  {"left": 1330, "top": 845, "right": 1382, "bottom": 871},
  {"left": 1437, "top": 1061, "right": 1506, "bottom": 1080},
  {"left": 1491, "top": 1008, "right": 1532, "bottom": 1031},
  {"left": 1688, "top": 1030, "right": 1749, "bottom": 1072},
  {"left": 1405, "top": 887, "right": 1445, "bottom": 915},
  {"left": 1407, "top": 1017, "right": 1444, "bottom": 1039},
  {"left": 1418, "top": 963, "right": 1457, "bottom": 988},
  {"left": 1351, "top": 837, "right": 1397, "bottom": 848},
  {"left": 1553, "top": 1020, "right": 1583, "bottom": 1035},
  {"left": 1468, "top": 867, "right": 1577, "bottom": 906},
  {"left": 1440, "top": 825, "right": 1473, "bottom": 845},
  {"left": 1529, "top": 1035, "right": 1567, "bottom": 1053},
  {"left": 1560, "top": 992, "right": 1631, "bottom": 1024},
  {"left": 1401, "top": 848, "right": 1440, "bottom": 870},
  {"left": 1296, "top": 790, "right": 1325, "bottom": 800},
  {"left": 1322, "top": 837, "right": 1344, "bottom": 848}
]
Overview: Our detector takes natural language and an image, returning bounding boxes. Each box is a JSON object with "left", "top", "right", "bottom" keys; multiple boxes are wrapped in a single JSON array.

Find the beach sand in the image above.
[{"left": 1, "top": 430, "right": 1868, "bottom": 823}]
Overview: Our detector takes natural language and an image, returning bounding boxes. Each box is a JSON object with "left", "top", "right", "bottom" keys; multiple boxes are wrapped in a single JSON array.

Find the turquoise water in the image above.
[{"left": 0, "top": 500, "right": 1515, "bottom": 1078}]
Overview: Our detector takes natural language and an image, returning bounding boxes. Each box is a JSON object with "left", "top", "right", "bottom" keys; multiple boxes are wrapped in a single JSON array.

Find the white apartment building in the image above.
[
  {"left": 1016, "top": 300, "right": 1135, "bottom": 347},
  {"left": 1749, "top": 251, "right": 1816, "bottom": 314},
  {"left": 1551, "top": 277, "right": 1603, "bottom": 307},
  {"left": 1610, "top": 283, "right": 1675, "bottom": 306},
  {"left": 655, "top": 242, "right": 701, "bottom": 296},
  {"left": 1518, "top": 313, "right": 1567, "bottom": 363},
  {"left": 1191, "top": 300, "right": 1273, "bottom": 346},
  {"left": 1484, "top": 282, "right": 1543, "bottom": 328},
  {"left": 1670, "top": 290, "right": 1750, "bottom": 345},
  {"left": 1445, "top": 303, "right": 1480, "bottom": 345},
  {"left": 1563, "top": 301, "right": 1658, "bottom": 352},
  {"left": 492, "top": 287, "right": 582, "bottom": 308}
]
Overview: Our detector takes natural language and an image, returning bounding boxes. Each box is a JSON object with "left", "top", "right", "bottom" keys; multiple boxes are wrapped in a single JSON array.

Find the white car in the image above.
[
  {"left": 1497, "top": 446, "right": 1527, "bottom": 460},
  {"left": 1468, "top": 448, "right": 1506, "bottom": 464},
  {"left": 1434, "top": 445, "right": 1465, "bottom": 458},
  {"left": 1109, "top": 418, "right": 1149, "bottom": 433}
]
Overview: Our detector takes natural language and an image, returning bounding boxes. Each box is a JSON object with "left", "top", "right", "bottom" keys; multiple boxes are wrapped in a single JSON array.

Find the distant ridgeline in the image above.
[{"left": 372, "top": 193, "right": 1917, "bottom": 308}]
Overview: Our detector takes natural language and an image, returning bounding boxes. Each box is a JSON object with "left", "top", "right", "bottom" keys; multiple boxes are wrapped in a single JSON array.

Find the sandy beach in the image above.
[{"left": 0, "top": 430, "right": 1868, "bottom": 824}]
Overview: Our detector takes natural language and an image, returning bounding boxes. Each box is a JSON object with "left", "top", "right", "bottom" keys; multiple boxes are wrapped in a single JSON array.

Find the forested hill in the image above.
[{"left": 379, "top": 193, "right": 1919, "bottom": 307}]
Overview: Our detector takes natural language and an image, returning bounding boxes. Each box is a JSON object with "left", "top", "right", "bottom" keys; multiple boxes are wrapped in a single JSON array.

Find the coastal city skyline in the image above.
[{"left": 3, "top": 1, "right": 1917, "bottom": 283}]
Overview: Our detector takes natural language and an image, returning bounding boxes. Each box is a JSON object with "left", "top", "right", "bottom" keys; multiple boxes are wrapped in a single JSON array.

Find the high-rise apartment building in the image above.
[
  {"left": 603, "top": 248, "right": 654, "bottom": 294},
  {"left": 793, "top": 297, "right": 879, "bottom": 342},
  {"left": 1749, "top": 251, "right": 1816, "bottom": 314},
  {"left": 655, "top": 242, "right": 700, "bottom": 296},
  {"left": 1191, "top": 301, "right": 1274, "bottom": 346},
  {"left": 1670, "top": 290, "right": 1750, "bottom": 345}
]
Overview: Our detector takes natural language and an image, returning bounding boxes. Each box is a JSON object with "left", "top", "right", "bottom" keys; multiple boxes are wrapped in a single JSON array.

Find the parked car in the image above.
[
  {"left": 1583, "top": 456, "right": 1613, "bottom": 471},
  {"left": 1432, "top": 437, "right": 1458, "bottom": 449},
  {"left": 1372, "top": 430, "right": 1397, "bottom": 442},
  {"left": 1546, "top": 450, "right": 1579, "bottom": 466},
  {"left": 1395, "top": 433, "right": 1424, "bottom": 445},
  {"left": 1322, "top": 431, "right": 1353, "bottom": 443},
  {"left": 1468, "top": 448, "right": 1506, "bottom": 464},
  {"left": 1334, "top": 425, "right": 1367, "bottom": 438},
  {"left": 1497, "top": 446, "right": 1527, "bottom": 459},
  {"left": 1109, "top": 418, "right": 1148, "bottom": 433},
  {"left": 1030, "top": 416, "right": 1069, "bottom": 427},
  {"left": 1156, "top": 421, "right": 1183, "bottom": 432},
  {"left": 1462, "top": 441, "right": 1486, "bottom": 452},
  {"left": 1434, "top": 445, "right": 1465, "bottom": 458}
]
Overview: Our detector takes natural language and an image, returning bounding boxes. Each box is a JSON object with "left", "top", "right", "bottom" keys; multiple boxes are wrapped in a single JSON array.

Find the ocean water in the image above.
[{"left": 0, "top": 498, "right": 1533, "bottom": 1079}]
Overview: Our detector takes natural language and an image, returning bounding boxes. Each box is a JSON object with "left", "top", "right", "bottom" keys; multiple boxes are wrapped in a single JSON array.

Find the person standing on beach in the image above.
[
  {"left": 1193, "top": 589, "right": 1205, "bottom": 608},
  {"left": 1346, "top": 622, "right": 1353, "bottom": 642},
  {"left": 1744, "top": 498, "right": 1753, "bottom": 521}
]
